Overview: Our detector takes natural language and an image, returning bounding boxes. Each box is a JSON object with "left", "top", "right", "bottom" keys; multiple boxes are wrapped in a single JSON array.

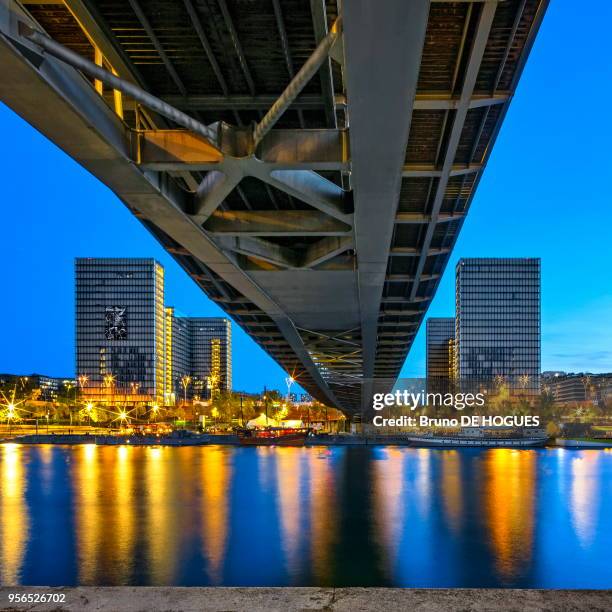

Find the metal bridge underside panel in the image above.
[{"left": 0, "top": 0, "right": 548, "bottom": 413}]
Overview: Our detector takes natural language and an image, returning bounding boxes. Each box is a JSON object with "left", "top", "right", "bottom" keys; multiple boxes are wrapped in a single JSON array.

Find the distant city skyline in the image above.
[{"left": 0, "top": 1, "right": 611, "bottom": 392}]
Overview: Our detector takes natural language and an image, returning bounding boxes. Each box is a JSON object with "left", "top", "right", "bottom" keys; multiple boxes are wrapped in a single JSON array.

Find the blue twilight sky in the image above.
[{"left": 0, "top": 1, "right": 610, "bottom": 393}]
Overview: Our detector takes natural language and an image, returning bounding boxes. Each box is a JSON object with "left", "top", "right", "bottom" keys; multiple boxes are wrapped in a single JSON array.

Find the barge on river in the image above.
[
  {"left": 407, "top": 427, "right": 548, "bottom": 448},
  {"left": 236, "top": 427, "right": 310, "bottom": 446}
]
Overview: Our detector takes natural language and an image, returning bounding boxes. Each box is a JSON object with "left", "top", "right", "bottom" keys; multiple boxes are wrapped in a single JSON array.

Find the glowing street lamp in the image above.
[
  {"left": 103, "top": 373, "right": 116, "bottom": 406},
  {"left": 180, "top": 375, "right": 192, "bottom": 406},
  {"left": 1, "top": 385, "right": 27, "bottom": 434},
  {"left": 117, "top": 410, "right": 130, "bottom": 429},
  {"left": 285, "top": 375, "right": 295, "bottom": 400},
  {"left": 103, "top": 374, "right": 116, "bottom": 387},
  {"left": 84, "top": 401, "right": 94, "bottom": 426},
  {"left": 5, "top": 402, "right": 18, "bottom": 435}
]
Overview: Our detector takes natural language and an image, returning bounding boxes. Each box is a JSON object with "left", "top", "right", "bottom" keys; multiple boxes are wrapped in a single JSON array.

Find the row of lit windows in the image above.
[
  {"left": 458, "top": 331, "right": 540, "bottom": 336},
  {"left": 458, "top": 327, "right": 540, "bottom": 333},
  {"left": 458, "top": 271, "right": 540, "bottom": 277},
  {"left": 458, "top": 278, "right": 540, "bottom": 283},
  {"left": 76, "top": 294, "right": 159, "bottom": 302},
  {"left": 459, "top": 344, "right": 539, "bottom": 350},
  {"left": 457, "top": 260, "right": 540, "bottom": 267},
  {"left": 76, "top": 277, "right": 155, "bottom": 284},
  {"left": 459, "top": 310, "right": 540, "bottom": 316},
  {"left": 459, "top": 316, "right": 540, "bottom": 321},
  {"left": 457, "top": 295, "right": 539, "bottom": 300},
  {"left": 460, "top": 366, "right": 541, "bottom": 371},
  {"left": 458, "top": 332, "right": 540, "bottom": 338}
]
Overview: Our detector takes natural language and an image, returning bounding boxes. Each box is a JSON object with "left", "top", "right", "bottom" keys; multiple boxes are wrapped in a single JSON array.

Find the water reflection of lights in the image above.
[
  {"left": 308, "top": 448, "right": 337, "bottom": 581},
  {"left": 83, "top": 444, "right": 96, "bottom": 461},
  {"left": 2, "top": 445, "right": 611, "bottom": 588},
  {"left": 74, "top": 443, "right": 100, "bottom": 583},
  {"left": 415, "top": 449, "right": 432, "bottom": 517},
  {"left": 0, "top": 444, "right": 29, "bottom": 584},
  {"left": 276, "top": 448, "right": 304, "bottom": 573},
  {"left": 114, "top": 445, "right": 135, "bottom": 578},
  {"left": 200, "top": 448, "right": 232, "bottom": 583},
  {"left": 146, "top": 445, "right": 176, "bottom": 584},
  {"left": 149, "top": 446, "right": 161, "bottom": 460},
  {"left": 256, "top": 447, "right": 275, "bottom": 492},
  {"left": 483, "top": 449, "right": 535, "bottom": 582},
  {"left": 372, "top": 449, "right": 405, "bottom": 559},
  {"left": 440, "top": 451, "right": 463, "bottom": 533},
  {"left": 570, "top": 452, "right": 600, "bottom": 547}
]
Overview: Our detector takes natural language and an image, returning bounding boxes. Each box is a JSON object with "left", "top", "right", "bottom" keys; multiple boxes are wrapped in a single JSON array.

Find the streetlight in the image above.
[
  {"left": 285, "top": 375, "right": 295, "bottom": 401},
  {"left": 117, "top": 410, "right": 130, "bottom": 431},
  {"left": 151, "top": 403, "right": 159, "bottom": 424},
  {"left": 130, "top": 382, "right": 140, "bottom": 417},
  {"left": 85, "top": 402, "right": 94, "bottom": 427},
  {"left": 103, "top": 373, "right": 116, "bottom": 406},
  {"left": 65, "top": 381, "right": 75, "bottom": 428},
  {"left": 180, "top": 375, "right": 192, "bottom": 406},
  {"left": 7, "top": 403, "right": 15, "bottom": 435},
  {"left": 206, "top": 373, "right": 219, "bottom": 400},
  {"left": 77, "top": 375, "right": 89, "bottom": 415},
  {"left": 78, "top": 374, "right": 89, "bottom": 393},
  {"left": 263, "top": 386, "right": 268, "bottom": 425}
]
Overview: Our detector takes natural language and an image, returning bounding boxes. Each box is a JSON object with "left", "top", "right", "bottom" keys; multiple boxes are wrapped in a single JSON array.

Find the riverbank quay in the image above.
[
  {"left": 556, "top": 438, "right": 612, "bottom": 448},
  {"left": 0, "top": 433, "right": 239, "bottom": 446},
  {"left": 0, "top": 433, "right": 370, "bottom": 446},
  {"left": 2, "top": 432, "right": 610, "bottom": 448},
  {"left": 1, "top": 587, "right": 611, "bottom": 611},
  {"left": 1, "top": 433, "right": 534, "bottom": 446}
]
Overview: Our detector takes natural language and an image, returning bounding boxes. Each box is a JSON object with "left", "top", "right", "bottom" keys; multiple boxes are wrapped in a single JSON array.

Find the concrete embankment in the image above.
[
  {"left": 555, "top": 438, "right": 612, "bottom": 448},
  {"left": 6, "top": 434, "right": 607, "bottom": 448},
  {"left": 3, "top": 434, "right": 239, "bottom": 446},
  {"left": 0, "top": 586, "right": 610, "bottom": 611},
  {"left": 2, "top": 433, "right": 429, "bottom": 446}
]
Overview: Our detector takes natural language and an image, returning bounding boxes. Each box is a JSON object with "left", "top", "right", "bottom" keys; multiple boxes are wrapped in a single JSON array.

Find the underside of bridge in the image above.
[{"left": 0, "top": 0, "right": 547, "bottom": 413}]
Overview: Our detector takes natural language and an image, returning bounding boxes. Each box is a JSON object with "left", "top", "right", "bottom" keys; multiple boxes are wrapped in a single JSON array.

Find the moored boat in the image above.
[
  {"left": 555, "top": 438, "right": 612, "bottom": 448},
  {"left": 407, "top": 427, "right": 548, "bottom": 448},
  {"left": 236, "top": 427, "right": 310, "bottom": 446}
]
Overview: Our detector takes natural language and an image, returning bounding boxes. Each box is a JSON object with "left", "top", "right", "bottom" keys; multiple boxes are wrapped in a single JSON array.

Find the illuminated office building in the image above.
[
  {"left": 76, "top": 258, "right": 232, "bottom": 405},
  {"left": 426, "top": 318, "right": 456, "bottom": 381},
  {"left": 455, "top": 258, "right": 540, "bottom": 392},
  {"left": 75, "top": 258, "right": 168, "bottom": 405},
  {"left": 171, "top": 317, "right": 232, "bottom": 400}
]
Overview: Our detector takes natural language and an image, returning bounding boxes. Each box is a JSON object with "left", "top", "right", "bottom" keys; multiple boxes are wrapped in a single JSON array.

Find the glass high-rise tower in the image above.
[
  {"left": 426, "top": 318, "right": 456, "bottom": 380},
  {"left": 171, "top": 317, "right": 232, "bottom": 400},
  {"left": 75, "top": 258, "right": 168, "bottom": 405},
  {"left": 455, "top": 258, "right": 541, "bottom": 392},
  {"left": 76, "top": 258, "right": 232, "bottom": 406}
]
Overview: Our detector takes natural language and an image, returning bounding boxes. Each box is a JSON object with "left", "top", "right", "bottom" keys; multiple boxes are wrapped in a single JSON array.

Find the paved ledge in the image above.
[{"left": 1, "top": 587, "right": 611, "bottom": 612}]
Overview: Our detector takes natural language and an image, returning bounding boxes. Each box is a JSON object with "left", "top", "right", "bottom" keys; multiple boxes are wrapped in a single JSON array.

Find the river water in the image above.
[{"left": 0, "top": 444, "right": 610, "bottom": 588}]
